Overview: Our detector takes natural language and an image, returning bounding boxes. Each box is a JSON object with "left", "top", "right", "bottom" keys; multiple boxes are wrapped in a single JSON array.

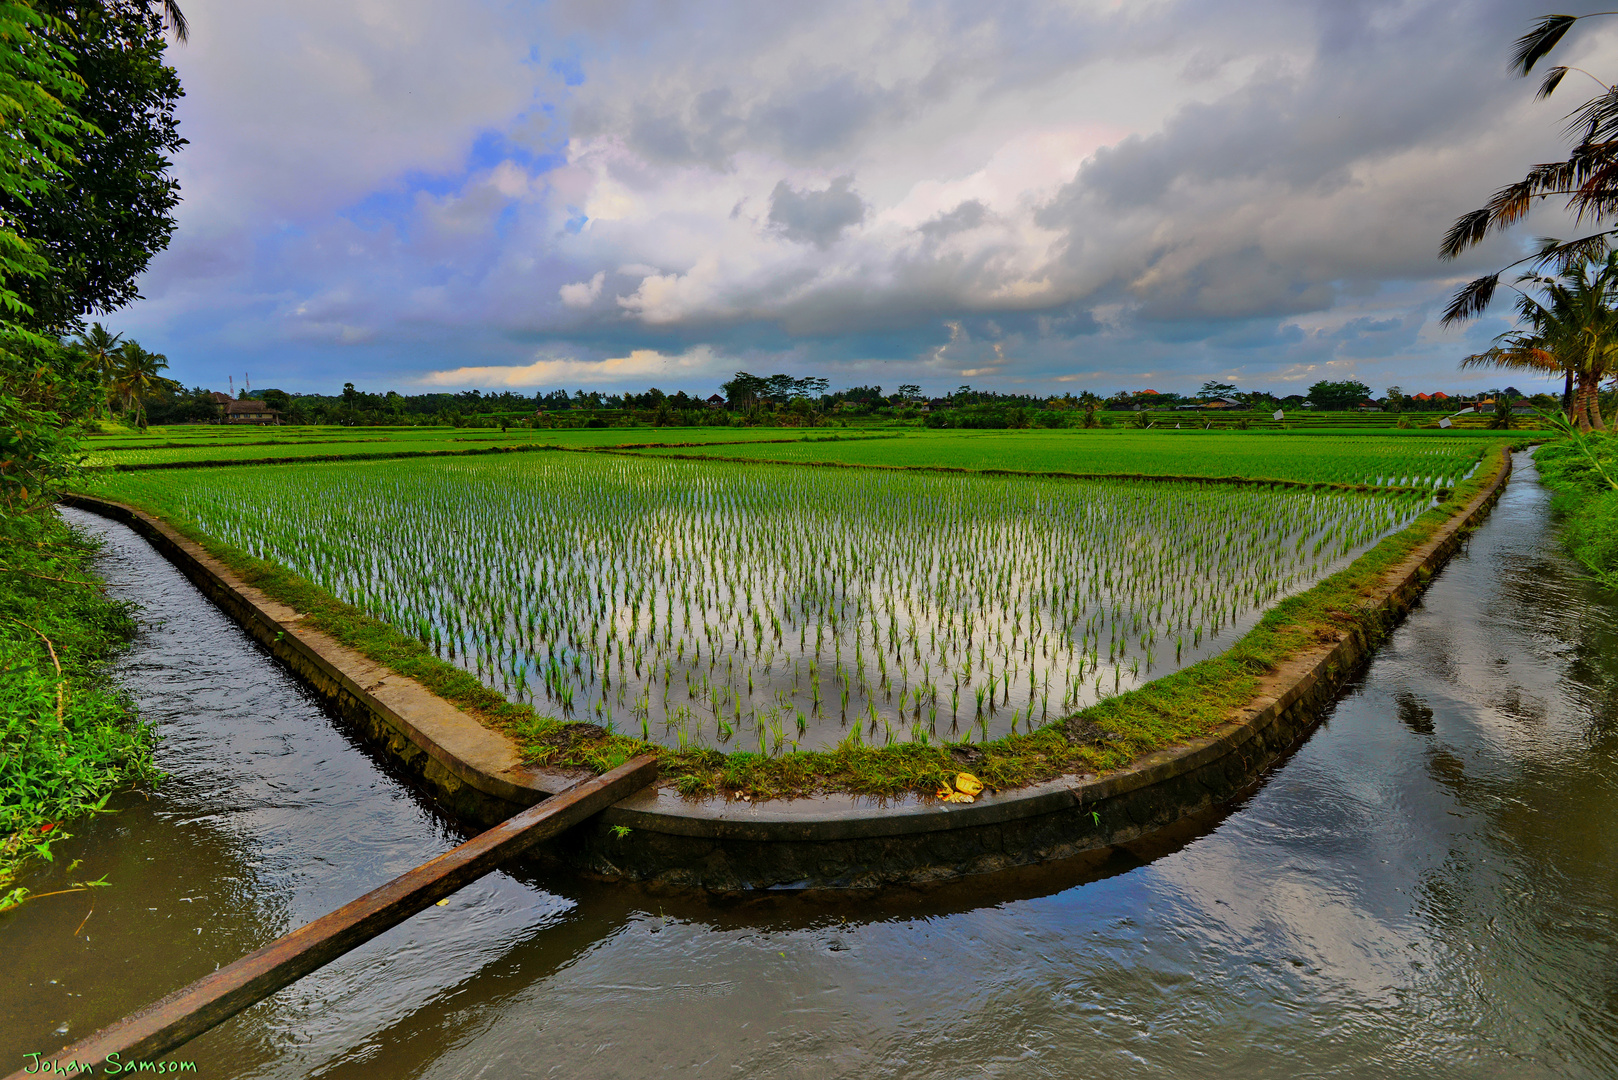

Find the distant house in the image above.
[
  {"left": 1356, "top": 400, "right": 1381, "bottom": 412},
  {"left": 207, "top": 391, "right": 232, "bottom": 406},
  {"left": 1202, "top": 397, "right": 1241, "bottom": 409},
  {"left": 1410, "top": 392, "right": 1431, "bottom": 402},
  {"left": 706, "top": 393, "right": 726, "bottom": 409},
  {"left": 1430, "top": 391, "right": 1450, "bottom": 401},
  {"left": 221, "top": 398, "right": 279, "bottom": 425}
]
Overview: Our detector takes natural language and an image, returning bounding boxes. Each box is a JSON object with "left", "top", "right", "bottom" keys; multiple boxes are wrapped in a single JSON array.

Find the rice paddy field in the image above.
[
  {"left": 83, "top": 425, "right": 1500, "bottom": 491},
  {"left": 81, "top": 425, "right": 846, "bottom": 468},
  {"left": 623, "top": 429, "right": 1500, "bottom": 488},
  {"left": 98, "top": 452, "right": 1437, "bottom": 754}
]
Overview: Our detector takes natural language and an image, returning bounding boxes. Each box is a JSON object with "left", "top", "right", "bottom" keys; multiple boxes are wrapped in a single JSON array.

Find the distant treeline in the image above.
[{"left": 135, "top": 372, "right": 1554, "bottom": 427}]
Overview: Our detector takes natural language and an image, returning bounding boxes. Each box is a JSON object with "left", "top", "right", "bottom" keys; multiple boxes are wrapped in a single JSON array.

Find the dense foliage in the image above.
[
  {"left": 0, "top": 0, "right": 179, "bottom": 897},
  {"left": 1536, "top": 433, "right": 1618, "bottom": 586},
  {"left": 3, "top": 0, "right": 183, "bottom": 333},
  {"left": 0, "top": 509, "right": 160, "bottom": 908}
]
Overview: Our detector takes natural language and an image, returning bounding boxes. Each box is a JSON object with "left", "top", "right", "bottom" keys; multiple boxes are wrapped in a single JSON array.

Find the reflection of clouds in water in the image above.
[
  {"left": 1148, "top": 834, "right": 1427, "bottom": 998},
  {"left": 1382, "top": 463, "right": 1601, "bottom": 763},
  {"left": 128, "top": 455, "right": 1427, "bottom": 751},
  {"left": 38, "top": 451, "right": 1618, "bottom": 1079},
  {"left": 52, "top": 508, "right": 582, "bottom": 1080}
]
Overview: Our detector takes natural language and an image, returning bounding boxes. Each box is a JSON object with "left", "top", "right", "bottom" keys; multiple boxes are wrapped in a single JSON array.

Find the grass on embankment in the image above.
[
  {"left": 0, "top": 510, "right": 160, "bottom": 910},
  {"left": 1535, "top": 435, "right": 1618, "bottom": 588},
  {"left": 78, "top": 441, "right": 1513, "bottom": 805}
]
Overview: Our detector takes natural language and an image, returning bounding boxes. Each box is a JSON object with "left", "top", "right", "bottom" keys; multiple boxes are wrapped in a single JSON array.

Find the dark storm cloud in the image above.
[{"left": 767, "top": 175, "right": 867, "bottom": 247}]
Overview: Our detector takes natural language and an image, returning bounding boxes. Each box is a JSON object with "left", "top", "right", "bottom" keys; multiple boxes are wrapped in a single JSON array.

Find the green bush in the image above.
[
  {"left": 1535, "top": 435, "right": 1618, "bottom": 586},
  {"left": 0, "top": 511, "right": 159, "bottom": 907}
]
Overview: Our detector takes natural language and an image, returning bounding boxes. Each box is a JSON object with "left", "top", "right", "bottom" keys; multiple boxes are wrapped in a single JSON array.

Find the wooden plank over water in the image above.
[{"left": 8, "top": 756, "right": 658, "bottom": 1078}]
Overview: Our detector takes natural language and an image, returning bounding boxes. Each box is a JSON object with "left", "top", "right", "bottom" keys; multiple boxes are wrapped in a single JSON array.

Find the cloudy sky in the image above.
[{"left": 117, "top": 0, "right": 1618, "bottom": 398}]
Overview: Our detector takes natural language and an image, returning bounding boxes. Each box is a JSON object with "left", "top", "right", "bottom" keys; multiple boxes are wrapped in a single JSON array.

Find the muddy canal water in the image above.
[{"left": 5, "top": 452, "right": 1616, "bottom": 1078}]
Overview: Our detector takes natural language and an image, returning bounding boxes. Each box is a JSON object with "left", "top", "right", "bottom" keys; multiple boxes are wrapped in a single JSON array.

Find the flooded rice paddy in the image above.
[
  {"left": 3, "top": 452, "right": 1614, "bottom": 1078},
  {"left": 100, "top": 455, "right": 1430, "bottom": 751}
]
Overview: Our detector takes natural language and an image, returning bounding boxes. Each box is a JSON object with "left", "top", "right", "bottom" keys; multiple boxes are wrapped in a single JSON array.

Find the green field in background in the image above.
[
  {"left": 82, "top": 425, "right": 880, "bottom": 467},
  {"left": 617, "top": 429, "right": 1502, "bottom": 487}
]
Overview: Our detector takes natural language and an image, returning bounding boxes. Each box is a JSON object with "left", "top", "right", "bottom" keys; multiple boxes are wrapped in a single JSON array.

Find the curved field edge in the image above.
[{"left": 64, "top": 445, "right": 1511, "bottom": 803}]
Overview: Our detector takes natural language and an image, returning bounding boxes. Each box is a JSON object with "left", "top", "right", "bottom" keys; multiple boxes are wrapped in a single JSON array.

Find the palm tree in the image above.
[
  {"left": 1461, "top": 254, "right": 1618, "bottom": 431},
  {"left": 112, "top": 340, "right": 172, "bottom": 429},
  {"left": 73, "top": 322, "right": 123, "bottom": 411}
]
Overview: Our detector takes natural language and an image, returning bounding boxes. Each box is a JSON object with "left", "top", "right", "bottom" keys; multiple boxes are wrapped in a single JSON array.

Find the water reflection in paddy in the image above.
[{"left": 2, "top": 451, "right": 1613, "bottom": 1078}]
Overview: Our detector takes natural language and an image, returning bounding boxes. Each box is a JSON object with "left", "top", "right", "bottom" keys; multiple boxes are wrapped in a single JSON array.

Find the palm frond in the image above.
[
  {"left": 1566, "top": 86, "right": 1618, "bottom": 143},
  {"left": 1440, "top": 208, "right": 1492, "bottom": 260},
  {"left": 1568, "top": 149, "right": 1618, "bottom": 220},
  {"left": 1529, "top": 230, "right": 1618, "bottom": 270},
  {"left": 1538, "top": 66, "right": 1571, "bottom": 99},
  {"left": 160, "top": 0, "right": 188, "bottom": 42},
  {"left": 1512, "top": 14, "right": 1578, "bottom": 76},
  {"left": 1438, "top": 153, "right": 1608, "bottom": 257},
  {"left": 1459, "top": 345, "right": 1560, "bottom": 372},
  {"left": 1441, "top": 274, "right": 1501, "bottom": 325}
]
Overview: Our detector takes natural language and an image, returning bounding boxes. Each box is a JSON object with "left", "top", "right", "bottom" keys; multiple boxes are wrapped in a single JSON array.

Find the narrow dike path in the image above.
[{"left": 3, "top": 451, "right": 1615, "bottom": 1078}]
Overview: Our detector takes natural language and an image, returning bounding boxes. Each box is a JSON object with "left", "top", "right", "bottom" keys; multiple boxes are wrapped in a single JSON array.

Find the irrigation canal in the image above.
[{"left": 5, "top": 450, "right": 1616, "bottom": 1078}]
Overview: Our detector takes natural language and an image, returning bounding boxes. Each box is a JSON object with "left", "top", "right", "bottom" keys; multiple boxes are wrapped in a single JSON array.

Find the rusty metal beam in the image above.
[{"left": 9, "top": 756, "right": 658, "bottom": 1078}]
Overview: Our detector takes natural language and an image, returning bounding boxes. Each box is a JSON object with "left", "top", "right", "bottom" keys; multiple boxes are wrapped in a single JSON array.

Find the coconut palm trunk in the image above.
[{"left": 1579, "top": 377, "right": 1595, "bottom": 431}]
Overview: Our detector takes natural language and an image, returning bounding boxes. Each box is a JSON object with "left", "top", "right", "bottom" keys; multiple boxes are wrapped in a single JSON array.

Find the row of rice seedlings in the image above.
[
  {"left": 110, "top": 455, "right": 1431, "bottom": 752},
  {"left": 658, "top": 435, "right": 1492, "bottom": 491}
]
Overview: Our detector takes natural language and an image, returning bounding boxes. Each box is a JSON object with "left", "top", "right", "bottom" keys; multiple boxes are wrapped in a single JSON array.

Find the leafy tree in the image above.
[
  {"left": 5, "top": 1, "right": 185, "bottom": 334},
  {"left": 1198, "top": 380, "right": 1238, "bottom": 399},
  {"left": 721, "top": 372, "right": 765, "bottom": 406},
  {"left": 0, "top": 339, "right": 101, "bottom": 508},
  {"left": 0, "top": 0, "right": 89, "bottom": 333},
  {"left": 0, "top": 0, "right": 96, "bottom": 506},
  {"left": 1305, "top": 380, "right": 1372, "bottom": 411}
]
